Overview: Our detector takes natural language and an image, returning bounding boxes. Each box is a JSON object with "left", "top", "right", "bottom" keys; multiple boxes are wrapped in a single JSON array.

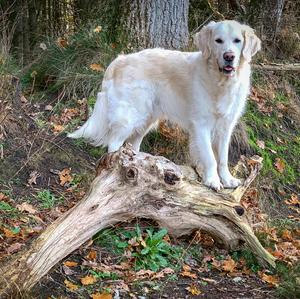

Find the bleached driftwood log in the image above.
[{"left": 0, "top": 144, "right": 275, "bottom": 297}]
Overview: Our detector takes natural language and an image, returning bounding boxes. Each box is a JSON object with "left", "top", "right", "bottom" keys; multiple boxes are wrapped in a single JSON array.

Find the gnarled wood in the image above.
[{"left": 0, "top": 145, "right": 275, "bottom": 297}]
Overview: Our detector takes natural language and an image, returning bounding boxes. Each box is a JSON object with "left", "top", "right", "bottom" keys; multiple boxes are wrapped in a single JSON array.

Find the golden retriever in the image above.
[{"left": 68, "top": 20, "right": 261, "bottom": 190}]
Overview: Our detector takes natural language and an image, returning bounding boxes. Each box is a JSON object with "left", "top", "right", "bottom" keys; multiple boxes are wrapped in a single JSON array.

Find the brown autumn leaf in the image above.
[
  {"left": 64, "top": 279, "right": 79, "bottom": 290},
  {"left": 81, "top": 275, "right": 97, "bottom": 285},
  {"left": 85, "top": 249, "right": 97, "bottom": 261},
  {"left": 16, "top": 202, "right": 38, "bottom": 214},
  {"left": 256, "top": 140, "right": 265, "bottom": 149},
  {"left": 59, "top": 168, "right": 73, "bottom": 186},
  {"left": 259, "top": 273, "right": 280, "bottom": 286},
  {"left": 281, "top": 229, "right": 293, "bottom": 241},
  {"left": 3, "top": 227, "right": 19, "bottom": 238},
  {"left": 222, "top": 257, "right": 237, "bottom": 273},
  {"left": 274, "top": 158, "right": 285, "bottom": 173},
  {"left": 93, "top": 26, "right": 102, "bottom": 33},
  {"left": 57, "top": 37, "right": 68, "bottom": 48},
  {"left": 90, "top": 293, "right": 112, "bottom": 299},
  {"left": 180, "top": 264, "right": 197, "bottom": 279},
  {"left": 63, "top": 261, "right": 78, "bottom": 267},
  {"left": 0, "top": 192, "right": 8, "bottom": 200},
  {"left": 186, "top": 284, "right": 201, "bottom": 295},
  {"left": 52, "top": 124, "right": 65, "bottom": 133},
  {"left": 89, "top": 63, "right": 105, "bottom": 72},
  {"left": 247, "top": 155, "right": 263, "bottom": 167},
  {"left": 285, "top": 194, "right": 299, "bottom": 205}
]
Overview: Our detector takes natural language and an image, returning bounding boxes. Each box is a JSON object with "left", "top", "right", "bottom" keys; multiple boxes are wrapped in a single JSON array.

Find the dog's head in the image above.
[{"left": 194, "top": 20, "right": 261, "bottom": 77}]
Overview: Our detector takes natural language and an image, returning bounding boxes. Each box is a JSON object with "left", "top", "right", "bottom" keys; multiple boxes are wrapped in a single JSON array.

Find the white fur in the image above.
[{"left": 68, "top": 20, "right": 261, "bottom": 190}]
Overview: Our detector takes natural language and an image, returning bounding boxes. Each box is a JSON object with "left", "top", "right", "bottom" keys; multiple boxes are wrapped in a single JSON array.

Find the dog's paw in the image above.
[
  {"left": 203, "top": 176, "right": 224, "bottom": 191},
  {"left": 221, "top": 176, "right": 241, "bottom": 189}
]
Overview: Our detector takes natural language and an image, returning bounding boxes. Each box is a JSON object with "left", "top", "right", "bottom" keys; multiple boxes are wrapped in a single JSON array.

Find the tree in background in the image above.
[{"left": 122, "top": 0, "right": 189, "bottom": 49}]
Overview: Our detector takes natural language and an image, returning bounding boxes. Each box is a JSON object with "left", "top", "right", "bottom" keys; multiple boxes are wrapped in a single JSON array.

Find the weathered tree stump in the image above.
[{"left": 0, "top": 144, "right": 275, "bottom": 297}]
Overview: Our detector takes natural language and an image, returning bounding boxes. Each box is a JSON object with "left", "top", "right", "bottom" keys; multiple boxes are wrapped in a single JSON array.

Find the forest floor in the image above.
[{"left": 0, "top": 69, "right": 299, "bottom": 299}]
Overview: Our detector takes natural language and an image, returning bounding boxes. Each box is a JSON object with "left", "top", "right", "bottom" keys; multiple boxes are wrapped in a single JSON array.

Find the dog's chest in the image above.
[{"left": 213, "top": 82, "right": 246, "bottom": 118}]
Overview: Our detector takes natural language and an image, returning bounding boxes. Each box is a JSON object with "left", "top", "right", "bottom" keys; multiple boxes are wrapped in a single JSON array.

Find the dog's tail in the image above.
[{"left": 68, "top": 92, "right": 108, "bottom": 146}]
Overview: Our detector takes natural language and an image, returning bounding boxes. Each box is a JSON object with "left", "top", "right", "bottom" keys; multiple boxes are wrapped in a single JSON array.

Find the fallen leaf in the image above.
[
  {"left": 44, "top": 104, "right": 53, "bottom": 111},
  {"left": 7, "top": 242, "right": 23, "bottom": 253},
  {"left": 64, "top": 279, "right": 79, "bottom": 290},
  {"left": 52, "top": 124, "right": 64, "bottom": 133},
  {"left": 93, "top": 26, "right": 102, "bottom": 33},
  {"left": 247, "top": 155, "right": 263, "bottom": 167},
  {"left": 222, "top": 257, "right": 237, "bottom": 273},
  {"left": 16, "top": 202, "right": 37, "bottom": 214},
  {"left": 81, "top": 275, "right": 97, "bottom": 285},
  {"left": 259, "top": 273, "right": 280, "bottom": 286},
  {"left": 63, "top": 261, "right": 78, "bottom": 267},
  {"left": 274, "top": 158, "right": 285, "bottom": 173},
  {"left": 90, "top": 63, "right": 104, "bottom": 72},
  {"left": 256, "top": 140, "right": 265, "bottom": 149},
  {"left": 281, "top": 229, "right": 293, "bottom": 241},
  {"left": 59, "top": 168, "right": 73, "bottom": 186},
  {"left": 90, "top": 293, "right": 112, "bottom": 299},
  {"left": 57, "top": 37, "right": 68, "bottom": 48},
  {"left": 152, "top": 267, "right": 174, "bottom": 279},
  {"left": 0, "top": 192, "right": 8, "bottom": 200},
  {"left": 186, "top": 284, "right": 201, "bottom": 295},
  {"left": 63, "top": 265, "right": 76, "bottom": 276},
  {"left": 285, "top": 194, "right": 299, "bottom": 205},
  {"left": 3, "top": 227, "right": 19, "bottom": 238},
  {"left": 27, "top": 171, "right": 40, "bottom": 185},
  {"left": 20, "top": 95, "right": 28, "bottom": 103},
  {"left": 85, "top": 250, "right": 97, "bottom": 261},
  {"left": 180, "top": 264, "right": 197, "bottom": 279}
]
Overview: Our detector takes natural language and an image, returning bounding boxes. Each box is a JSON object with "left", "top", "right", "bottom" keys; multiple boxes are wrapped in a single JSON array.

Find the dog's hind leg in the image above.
[{"left": 127, "top": 121, "right": 158, "bottom": 152}]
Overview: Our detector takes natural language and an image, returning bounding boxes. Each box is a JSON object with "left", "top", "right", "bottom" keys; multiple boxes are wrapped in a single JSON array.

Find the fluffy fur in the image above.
[{"left": 68, "top": 20, "right": 261, "bottom": 190}]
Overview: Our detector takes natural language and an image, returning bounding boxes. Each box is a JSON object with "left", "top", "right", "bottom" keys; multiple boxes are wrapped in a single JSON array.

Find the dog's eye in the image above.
[
  {"left": 215, "top": 38, "right": 223, "bottom": 44},
  {"left": 234, "top": 38, "right": 241, "bottom": 43}
]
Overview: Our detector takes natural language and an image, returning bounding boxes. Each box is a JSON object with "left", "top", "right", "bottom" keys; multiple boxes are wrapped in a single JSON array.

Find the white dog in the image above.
[{"left": 68, "top": 20, "right": 261, "bottom": 190}]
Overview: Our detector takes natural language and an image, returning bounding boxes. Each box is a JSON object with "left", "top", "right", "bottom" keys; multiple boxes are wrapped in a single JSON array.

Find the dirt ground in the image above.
[{"left": 0, "top": 78, "right": 297, "bottom": 298}]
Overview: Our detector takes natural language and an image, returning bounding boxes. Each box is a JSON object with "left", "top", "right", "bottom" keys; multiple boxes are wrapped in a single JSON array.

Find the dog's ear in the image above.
[
  {"left": 194, "top": 21, "right": 216, "bottom": 59},
  {"left": 242, "top": 25, "right": 261, "bottom": 62}
]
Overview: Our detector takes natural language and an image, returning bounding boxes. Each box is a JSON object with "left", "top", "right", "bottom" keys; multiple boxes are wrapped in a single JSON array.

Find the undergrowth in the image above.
[
  {"left": 22, "top": 24, "right": 123, "bottom": 99},
  {"left": 94, "top": 225, "right": 183, "bottom": 272}
]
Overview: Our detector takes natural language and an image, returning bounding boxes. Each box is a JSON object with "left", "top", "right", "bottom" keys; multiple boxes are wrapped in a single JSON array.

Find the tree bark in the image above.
[
  {"left": 123, "top": 0, "right": 189, "bottom": 49},
  {"left": 261, "top": 0, "right": 285, "bottom": 42},
  {"left": 0, "top": 144, "right": 275, "bottom": 298}
]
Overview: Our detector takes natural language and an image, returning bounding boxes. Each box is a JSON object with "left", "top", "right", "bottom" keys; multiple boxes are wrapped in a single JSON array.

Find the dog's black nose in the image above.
[{"left": 223, "top": 52, "right": 235, "bottom": 62}]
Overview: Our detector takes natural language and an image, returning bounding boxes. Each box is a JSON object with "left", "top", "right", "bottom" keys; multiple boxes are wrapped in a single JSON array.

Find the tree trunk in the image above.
[
  {"left": 123, "top": 0, "right": 189, "bottom": 49},
  {"left": 261, "top": 0, "right": 285, "bottom": 42},
  {"left": 0, "top": 144, "right": 275, "bottom": 298}
]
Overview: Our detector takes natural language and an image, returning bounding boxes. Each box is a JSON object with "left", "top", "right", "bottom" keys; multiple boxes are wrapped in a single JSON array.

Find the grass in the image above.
[
  {"left": 36, "top": 190, "right": 63, "bottom": 209},
  {"left": 21, "top": 23, "right": 122, "bottom": 100}
]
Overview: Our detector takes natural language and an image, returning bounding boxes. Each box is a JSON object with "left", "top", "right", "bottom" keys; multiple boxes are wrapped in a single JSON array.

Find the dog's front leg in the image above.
[
  {"left": 190, "top": 124, "right": 223, "bottom": 191},
  {"left": 215, "top": 122, "right": 241, "bottom": 188}
]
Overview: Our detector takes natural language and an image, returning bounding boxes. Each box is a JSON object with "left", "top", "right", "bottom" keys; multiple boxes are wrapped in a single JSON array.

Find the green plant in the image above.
[
  {"left": 94, "top": 225, "right": 183, "bottom": 272},
  {"left": 0, "top": 201, "right": 15, "bottom": 212},
  {"left": 276, "top": 262, "right": 300, "bottom": 299},
  {"left": 232, "top": 249, "right": 261, "bottom": 273},
  {"left": 36, "top": 190, "right": 63, "bottom": 209},
  {"left": 89, "top": 270, "right": 119, "bottom": 280}
]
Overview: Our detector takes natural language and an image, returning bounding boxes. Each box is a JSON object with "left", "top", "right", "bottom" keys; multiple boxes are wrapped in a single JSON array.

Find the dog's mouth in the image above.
[{"left": 220, "top": 65, "right": 236, "bottom": 76}]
